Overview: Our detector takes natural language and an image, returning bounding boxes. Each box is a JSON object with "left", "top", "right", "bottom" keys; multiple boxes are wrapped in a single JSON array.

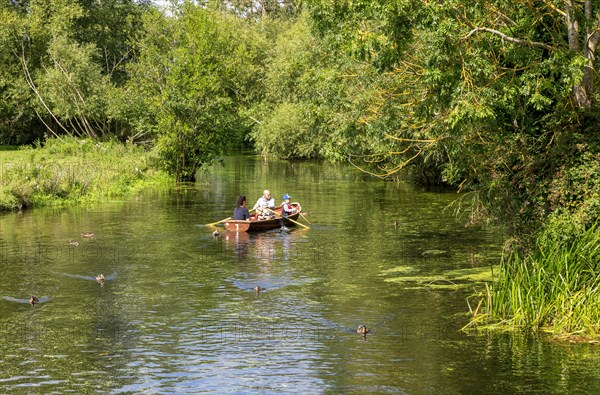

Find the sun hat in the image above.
[{"left": 282, "top": 193, "right": 291, "bottom": 200}]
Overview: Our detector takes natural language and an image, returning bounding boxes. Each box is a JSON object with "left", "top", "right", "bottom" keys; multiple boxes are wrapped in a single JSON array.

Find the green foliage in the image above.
[
  {"left": 250, "top": 12, "right": 364, "bottom": 161},
  {"left": 252, "top": 101, "right": 317, "bottom": 159},
  {"left": 0, "top": 0, "right": 150, "bottom": 144},
  {"left": 547, "top": 149, "right": 600, "bottom": 227},
  {"left": 38, "top": 36, "right": 112, "bottom": 123},
  {"left": 0, "top": 138, "right": 166, "bottom": 211},
  {"left": 308, "top": 0, "right": 418, "bottom": 69},
  {"left": 77, "top": 0, "right": 150, "bottom": 84},
  {"left": 0, "top": 2, "right": 42, "bottom": 144},
  {"left": 211, "top": 0, "right": 299, "bottom": 19},
  {"left": 128, "top": 4, "right": 267, "bottom": 180},
  {"left": 469, "top": 220, "right": 600, "bottom": 339}
]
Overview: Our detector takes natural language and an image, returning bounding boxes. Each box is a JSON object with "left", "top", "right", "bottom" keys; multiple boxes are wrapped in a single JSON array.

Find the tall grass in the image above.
[
  {"left": 0, "top": 138, "right": 169, "bottom": 211},
  {"left": 469, "top": 221, "right": 600, "bottom": 339}
]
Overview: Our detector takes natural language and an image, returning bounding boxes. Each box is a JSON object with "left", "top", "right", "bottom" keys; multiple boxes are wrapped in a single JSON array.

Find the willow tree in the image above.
[
  {"left": 250, "top": 12, "right": 360, "bottom": 160},
  {"left": 0, "top": 0, "right": 150, "bottom": 143},
  {"left": 464, "top": 0, "right": 600, "bottom": 110},
  {"left": 306, "top": 0, "right": 600, "bottom": 232}
]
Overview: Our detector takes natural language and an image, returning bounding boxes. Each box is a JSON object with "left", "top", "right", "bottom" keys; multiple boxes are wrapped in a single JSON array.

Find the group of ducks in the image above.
[
  {"left": 28, "top": 274, "right": 104, "bottom": 306},
  {"left": 27, "top": 284, "right": 371, "bottom": 337},
  {"left": 31, "top": 230, "right": 372, "bottom": 337},
  {"left": 27, "top": 232, "right": 103, "bottom": 306},
  {"left": 68, "top": 232, "right": 96, "bottom": 246}
]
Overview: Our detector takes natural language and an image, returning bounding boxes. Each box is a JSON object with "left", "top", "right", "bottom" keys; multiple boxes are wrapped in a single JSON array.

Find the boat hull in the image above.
[
  {"left": 223, "top": 203, "right": 302, "bottom": 232},
  {"left": 224, "top": 212, "right": 300, "bottom": 232}
]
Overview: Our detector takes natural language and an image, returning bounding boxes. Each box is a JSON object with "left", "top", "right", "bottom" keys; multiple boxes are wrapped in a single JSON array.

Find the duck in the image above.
[
  {"left": 96, "top": 274, "right": 105, "bottom": 284},
  {"left": 29, "top": 296, "right": 39, "bottom": 306},
  {"left": 69, "top": 240, "right": 79, "bottom": 246},
  {"left": 253, "top": 286, "right": 265, "bottom": 293},
  {"left": 357, "top": 325, "right": 370, "bottom": 335},
  {"left": 81, "top": 232, "right": 95, "bottom": 238}
]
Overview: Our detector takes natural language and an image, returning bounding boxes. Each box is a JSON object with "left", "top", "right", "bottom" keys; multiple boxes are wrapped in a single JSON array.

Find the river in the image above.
[{"left": 1, "top": 155, "right": 599, "bottom": 394}]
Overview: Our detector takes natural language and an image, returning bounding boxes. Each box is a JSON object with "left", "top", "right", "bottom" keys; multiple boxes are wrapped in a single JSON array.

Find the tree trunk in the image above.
[{"left": 567, "top": 0, "right": 599, "bottom": 110}]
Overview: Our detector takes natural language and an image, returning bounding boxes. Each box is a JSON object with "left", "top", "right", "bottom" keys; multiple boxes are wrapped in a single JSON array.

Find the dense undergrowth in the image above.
[
  {"left": 0, "top": 138, "right": 168, "bottom": 211},
  {"left": 465, "top": 140, "right": 600, "bottom": 340}
]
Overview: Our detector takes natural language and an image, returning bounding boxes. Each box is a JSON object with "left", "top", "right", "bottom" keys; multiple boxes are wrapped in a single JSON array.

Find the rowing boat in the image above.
[{"left": 223, "top": 203, "right": 302, "bottom": 232}]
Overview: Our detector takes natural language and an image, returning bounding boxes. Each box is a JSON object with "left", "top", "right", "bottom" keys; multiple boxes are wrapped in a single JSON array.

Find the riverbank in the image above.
[
  {"left": 0, "top": 139, "right": 169, "bottom": 211},
  {"left": 463, "top": 146, "right": 600, "bottom": 341},
  {"left": 468, "top": 218, "right": 600, "bottom": 342}
]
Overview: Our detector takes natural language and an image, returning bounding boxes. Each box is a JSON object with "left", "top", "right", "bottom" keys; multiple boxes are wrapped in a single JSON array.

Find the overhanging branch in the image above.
[{"left": 465, "top": 27, "right": 555, "bottom": 51}]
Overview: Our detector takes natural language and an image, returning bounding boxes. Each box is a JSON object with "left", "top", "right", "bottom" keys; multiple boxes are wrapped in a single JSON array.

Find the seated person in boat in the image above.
[
  {"left": 281, "top": 194, "right": 297, "bottom": 217},
  {"left": 253, "top": 189, "right": 275, "bottom": 220},
  {"left": 233, "top": 195, "right": 250, "bottom": 221}
]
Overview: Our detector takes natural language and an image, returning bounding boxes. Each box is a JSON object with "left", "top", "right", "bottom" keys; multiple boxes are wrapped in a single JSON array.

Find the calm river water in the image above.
[{"left": 1, "top": 155, "right": 599, "bottom": 394}]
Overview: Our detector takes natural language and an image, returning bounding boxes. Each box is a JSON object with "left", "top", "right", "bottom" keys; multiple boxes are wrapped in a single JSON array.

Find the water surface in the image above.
[{"left": 1, "top": 156, "right": 599, "bottom": 394}]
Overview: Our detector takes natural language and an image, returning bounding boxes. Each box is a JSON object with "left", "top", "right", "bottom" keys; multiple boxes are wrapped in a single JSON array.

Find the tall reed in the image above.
[{"left": 470, "top": 222, "right": 600, "bottom": 339}]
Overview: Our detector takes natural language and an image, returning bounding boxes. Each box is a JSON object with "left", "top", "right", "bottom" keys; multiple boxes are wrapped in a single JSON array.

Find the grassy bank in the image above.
[
  {"left": 0, "top": 139, "right": 169, "bottom": 211},
  {"left": 468, "top": 220, "right": 600, "bottom": 341}
]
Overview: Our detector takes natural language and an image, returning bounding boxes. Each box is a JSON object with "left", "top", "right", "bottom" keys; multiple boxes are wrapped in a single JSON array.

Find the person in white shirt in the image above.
[{"left": 253, "top": 189, "right": 275, "bottom": 219}]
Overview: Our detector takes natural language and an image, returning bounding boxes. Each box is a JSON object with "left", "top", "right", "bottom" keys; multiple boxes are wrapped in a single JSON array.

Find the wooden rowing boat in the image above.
[{"left": 223, "top": 203, "right": 302, "bottom": 232}]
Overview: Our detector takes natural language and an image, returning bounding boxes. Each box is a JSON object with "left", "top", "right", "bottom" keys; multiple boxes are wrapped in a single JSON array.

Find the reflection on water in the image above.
[
  {"left": 224, "top": 229, "right": 306, "bottom": 264},
  {"left": 1, "top": 155, "right": 600, "bottom": 394}
]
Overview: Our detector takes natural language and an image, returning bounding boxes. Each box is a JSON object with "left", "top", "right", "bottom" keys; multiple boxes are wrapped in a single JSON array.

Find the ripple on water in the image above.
[{"left": 1, "top": 157, "right": 596, "bottom": 395}]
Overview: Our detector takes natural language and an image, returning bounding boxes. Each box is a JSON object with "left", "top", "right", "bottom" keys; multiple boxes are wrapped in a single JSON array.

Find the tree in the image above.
[
  {"left": 0, "top": 1, "right": 42, "bottom": 144},
  {"left": 251, "top": 11, "right": 371, "bottom": 161},
  {"left": 76, "top": 0, "right": 151, "bottom": 84},
  {"left": 129, "top": 3, "right": 268, "bottom": 181},
  {"left": 304, "top": 0, "right": 600, "bottom": 231},
  {"left": 464, "top": 1, "right": 600, "bottom": 110},
  {"left": 0, "top": 0, "right": 150, "bottom": 143}
]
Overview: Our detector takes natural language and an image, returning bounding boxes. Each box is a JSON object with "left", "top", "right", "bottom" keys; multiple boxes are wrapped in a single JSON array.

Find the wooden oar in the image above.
[
  {"left": 205, "top": 217, "right": 232, "bottom": 227},
  {"left": 207, "top": 204, "right": 257, "bottom": 227},
  {"left": 266, "top": 208, "right": 310, "bottom": 230},
  {"left": 299, "top": 212, "right": 311, "bottom": 224}
]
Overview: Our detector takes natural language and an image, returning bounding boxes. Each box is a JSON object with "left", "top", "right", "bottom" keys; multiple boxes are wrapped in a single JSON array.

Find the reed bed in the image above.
[{"left": 468, "top": 222, "right": 600, "bottom": 340}]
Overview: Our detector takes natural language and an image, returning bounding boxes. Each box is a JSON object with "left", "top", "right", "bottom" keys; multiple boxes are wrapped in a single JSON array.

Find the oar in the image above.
[
  {"left": 206, "top": 205, "right": 257, "bottom": 227},
  {"left": 299, "top": 212, "right": 311, "bottom": 224},
  {"left": 266, "top": 208, "right": 310, "bottom": 230},
  {"left": 205, "top": 217, "right": 232, "bottom": 227}
]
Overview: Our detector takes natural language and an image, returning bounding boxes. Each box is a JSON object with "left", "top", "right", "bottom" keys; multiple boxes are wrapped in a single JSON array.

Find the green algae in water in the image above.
[
  {"left": 449, "top": 266, "right": 495, "bottom": 282},
  {"left": 383, "top": 266, "right": 496, "bottom": 290},
  {"left": 379, "top": 265, "right": 418, "bottom": 275}
]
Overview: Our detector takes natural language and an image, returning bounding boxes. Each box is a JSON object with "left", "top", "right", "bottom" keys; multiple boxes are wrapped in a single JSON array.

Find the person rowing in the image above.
[{"left": 252, "top": 189, "right": 275, "bottom": 220}]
